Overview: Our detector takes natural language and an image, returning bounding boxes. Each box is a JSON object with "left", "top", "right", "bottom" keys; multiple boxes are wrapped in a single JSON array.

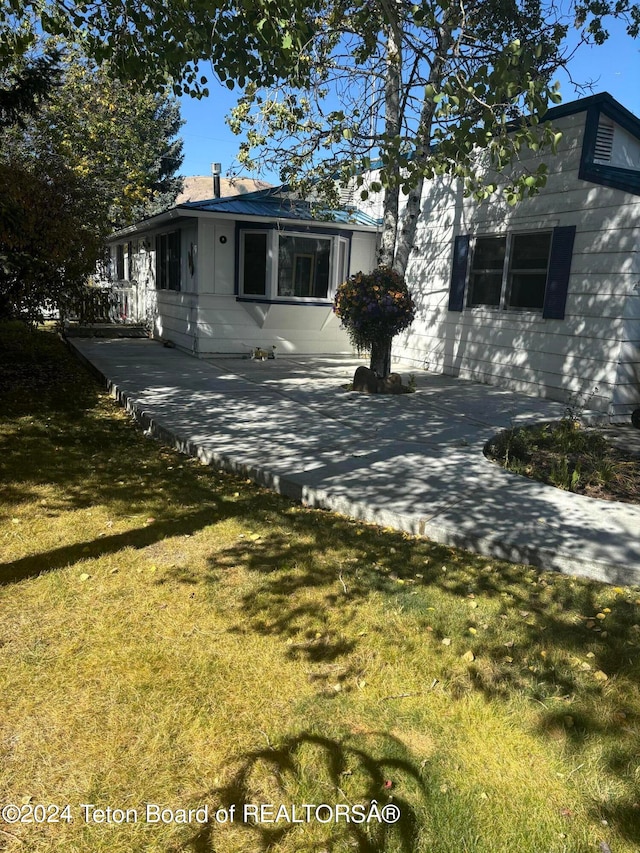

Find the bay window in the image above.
[{"left": 238, "top": 226, "right": 350, "bottom": 302}]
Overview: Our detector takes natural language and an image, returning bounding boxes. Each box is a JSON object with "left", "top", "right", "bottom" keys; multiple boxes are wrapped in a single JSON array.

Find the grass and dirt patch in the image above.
[
  {"left": 2, "top": 321, "right": 640, "bottom": 852},
  {"left": 485, "top": 417, "right": 640, "bottom": 505}
]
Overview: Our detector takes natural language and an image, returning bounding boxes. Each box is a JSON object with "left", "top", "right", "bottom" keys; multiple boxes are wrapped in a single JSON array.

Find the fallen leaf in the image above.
[
  {"left": 79, "top": 573, "right": 91, "bottom": 582},
  {"left": 594, "top": 670, "right": 609, "bottom": 682},
  {"left": 441, "top": 638, "right": 452, "bottom": 646},
  {"left": 462, "top": 650, "right": 475, "bottom": 662}
]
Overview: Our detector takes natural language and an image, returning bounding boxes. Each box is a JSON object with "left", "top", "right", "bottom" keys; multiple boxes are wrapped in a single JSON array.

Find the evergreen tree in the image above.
[
  {"left": 2, "top": 50, "right": 184, "bottom": 229},
  {"left": 0, "top": 46, "right": 184, "bottom": 321}
]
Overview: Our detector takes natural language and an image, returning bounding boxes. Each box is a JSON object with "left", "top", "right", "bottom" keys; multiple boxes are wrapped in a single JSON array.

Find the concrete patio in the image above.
[{"left": 69, "top": 337, "right": 640, "bottom": 587}]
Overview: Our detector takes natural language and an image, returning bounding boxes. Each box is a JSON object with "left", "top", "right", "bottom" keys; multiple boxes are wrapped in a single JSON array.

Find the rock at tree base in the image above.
[
  {"left": 353, "top": 366, "right": 379, "bottom": 393},
  {"left": 378, "top": 373, "right": 403, "bottom": 394},
  {"left": 352, "top": 367, "right": 405, "bottom": 394}
]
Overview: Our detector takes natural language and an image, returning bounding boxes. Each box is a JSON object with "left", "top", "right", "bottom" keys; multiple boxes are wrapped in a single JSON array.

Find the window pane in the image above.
[
  {"left": 469, "top": 272, "right": 503, "bottom": 306},
  {"left": 156, "top": 234, "right": 167, "bottom": 289},
  {"left": 509, "top": 273, "right": 547, "bottom": 309},
  {"left": 243, "top": 232, "right": 267, "bottom": 295},
  {"left": 472, "top": 236, "right": 506, "bottom": 271},
  {"left": 507, "top": 232, "right": 551, "bottom": 309},
  {"left": 278, "top": 235, "right": 331, "bottom": 298},
  {"left": 116, "top": 244, "right": 125, "bottom": 280},
  {"left": 168, "top": 231, "right": 181, "bottom": 291},
  {"left": 510, "top": 232, "right": 551, "bottom": 271},
  {"left": 469, "top": 236, "right": 505, "bottom": 306}
]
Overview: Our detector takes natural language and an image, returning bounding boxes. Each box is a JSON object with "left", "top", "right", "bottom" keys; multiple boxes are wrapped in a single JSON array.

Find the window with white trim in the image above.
[
  {"left": 238, "top": 228, "right": 350, "bottom": 301},
  {"left": 468, "top": 231, "right": 552, "bottom": 311}
]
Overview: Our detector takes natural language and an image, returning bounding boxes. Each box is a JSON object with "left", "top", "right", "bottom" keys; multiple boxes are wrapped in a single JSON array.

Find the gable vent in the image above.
[
  {"left": 339, "top": 185, "right": 355, "bottom": 207},
  {"left": 594, "top": 118, "right": 615, "bottom": 164}
]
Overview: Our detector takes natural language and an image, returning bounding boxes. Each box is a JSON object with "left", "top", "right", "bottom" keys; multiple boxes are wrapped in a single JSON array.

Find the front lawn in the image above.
[{"left": 2, "top": 322, "right": 640, "bottom": 853}]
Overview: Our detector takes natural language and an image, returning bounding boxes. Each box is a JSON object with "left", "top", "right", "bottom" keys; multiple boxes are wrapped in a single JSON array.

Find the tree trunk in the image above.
[
  {"left": 384, "top": 13, "right": 455, "bottom": 277},
  {"left": 370, "top": 336, "right": 392, "bottom": 378},
  {"left": 378, "top": 19, "right": 401, "bottom": 269}
]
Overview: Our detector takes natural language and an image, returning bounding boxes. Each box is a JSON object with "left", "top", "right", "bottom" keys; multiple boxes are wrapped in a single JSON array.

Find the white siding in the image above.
[
  {"left": 195, "top": 296, "right": 351, "bottom": 356},
  {"left": 396, "top": 111, "right": 640, "bottom": 419},
  {"left": 350, "top": 232, "right": 377, "bottom": 275},
  {"left": 610, "top": 122, "right": 640, "bottom": 170},
  {"left": 186, "top": 218, "right": 375, "bottom": 357},
  {"left": 116, "top": 210, "right": 379, "bottom": 358}
]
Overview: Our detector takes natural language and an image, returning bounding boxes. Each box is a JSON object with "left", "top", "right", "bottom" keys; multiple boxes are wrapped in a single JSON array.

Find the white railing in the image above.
[{"left": 110, "top": 282, "right": 140, "bottom": 323}]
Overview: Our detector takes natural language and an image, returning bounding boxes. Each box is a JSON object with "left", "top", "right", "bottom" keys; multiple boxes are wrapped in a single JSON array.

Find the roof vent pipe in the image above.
[{"left": 211, "top": 162, "right": 222, "bottom": 198}]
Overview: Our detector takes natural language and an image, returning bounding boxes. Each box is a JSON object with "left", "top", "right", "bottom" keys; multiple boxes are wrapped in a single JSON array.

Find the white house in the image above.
[
  {"left": 107, "top": 188, "right": 379, "bottom": 357},
  {"left": 108, "top": 92, "right": 640, "bottom": 420},
  {"left": 391, "top": 92, "right": 640, "bottom": 421}
]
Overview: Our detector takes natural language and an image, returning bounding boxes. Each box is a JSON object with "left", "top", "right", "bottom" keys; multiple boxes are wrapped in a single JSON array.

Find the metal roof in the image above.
[{"left": 178, "top": 186, "right": 381, "bottom": 227}]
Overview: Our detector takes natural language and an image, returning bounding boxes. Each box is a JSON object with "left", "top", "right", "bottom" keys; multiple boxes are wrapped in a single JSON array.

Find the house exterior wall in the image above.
[
  {"left": 392, "top": 110, "right": 640, "bottom": 419},
  {"left": 195, "top": 226, "right": 376, "bottom": 356},
  {"left": 119, "top": 215, "right": 378, "bottom": 357}
]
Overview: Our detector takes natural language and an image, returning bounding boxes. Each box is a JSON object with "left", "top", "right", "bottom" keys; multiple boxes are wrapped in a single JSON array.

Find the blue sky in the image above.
[{"left": 178, "top": 18, "right": 640, "bottom": 184}]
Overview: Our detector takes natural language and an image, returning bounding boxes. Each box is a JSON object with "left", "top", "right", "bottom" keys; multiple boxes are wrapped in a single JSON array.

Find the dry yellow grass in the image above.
[{"left": 1, "top": 323, "right": 640, "bottom": 852}]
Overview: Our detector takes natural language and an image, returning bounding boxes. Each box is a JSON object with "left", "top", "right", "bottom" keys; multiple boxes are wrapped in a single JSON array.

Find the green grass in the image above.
[{"left": 2, "top": 321, "right": 640, "bottom": 852}]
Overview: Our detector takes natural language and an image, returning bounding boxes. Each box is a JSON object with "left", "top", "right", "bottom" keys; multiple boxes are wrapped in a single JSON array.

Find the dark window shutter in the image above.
[
  {"left": 542, "top": 226, "right": 575, "bottom": 319},
  {"left": 448, "top": 234, "right": 470, "bottom": 311}
]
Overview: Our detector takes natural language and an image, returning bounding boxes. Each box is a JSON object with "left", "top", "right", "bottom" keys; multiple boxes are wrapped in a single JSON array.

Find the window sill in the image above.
[
  {"left": 236, "top": 296, "right": 334, "bottom": 307},
  {"left": 464, "top": 306, "right": 544, "bottom": 315}
]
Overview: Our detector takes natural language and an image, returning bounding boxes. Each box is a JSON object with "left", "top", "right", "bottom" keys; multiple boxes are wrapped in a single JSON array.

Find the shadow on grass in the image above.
[
  {"left": 0, "top": 506, "right": 235, "bottom": 586},
  {"left": 199, "top": 516, "right": 640, "bottom": 846},
  {"left": 4, "top": 323, "right": 640, "bottom": 847},
  {"left": 181, "top": 732, "right": 427, "bottom": 853}
]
